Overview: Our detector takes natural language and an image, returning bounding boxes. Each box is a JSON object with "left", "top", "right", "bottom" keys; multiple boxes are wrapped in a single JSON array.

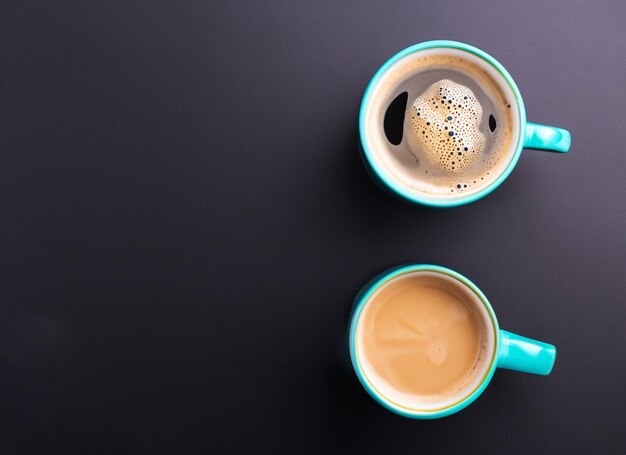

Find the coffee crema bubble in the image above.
[
  {"left": 378, "top": 52, "right": 516, "bottom": 196},
  {"left": 398, "top": 77, "right": 510, "bottom": 194},
  {"left": 406, "top": 79, "right": 486, "bottom": 174}
]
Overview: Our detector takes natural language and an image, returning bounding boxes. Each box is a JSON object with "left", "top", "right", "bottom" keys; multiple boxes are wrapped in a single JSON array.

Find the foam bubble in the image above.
[{"left": 405, "top": 79, "right": 485, "bottom": 174}]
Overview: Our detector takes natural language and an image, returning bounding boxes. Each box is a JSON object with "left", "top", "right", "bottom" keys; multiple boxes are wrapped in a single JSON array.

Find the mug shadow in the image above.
[
  {"left": 339, "top": 127, "right": 442, "bottom": 218},
  {"left": 324, "top": 124, "right": 501, "bottom": 271},
  {"left": 320, "top": 319, "right": 525, "bottom": 448},
  {"left": 333, "top": 123, "right": 533, "bottom": 225}
]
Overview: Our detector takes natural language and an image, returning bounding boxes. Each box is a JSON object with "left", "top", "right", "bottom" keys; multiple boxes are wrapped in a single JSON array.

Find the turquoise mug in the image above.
[
  {"left": 358, "top": 40, "right": 571, "bottom": 207},
  {"left": 348, "top": 264, "right": 556, "bottom": 419}
]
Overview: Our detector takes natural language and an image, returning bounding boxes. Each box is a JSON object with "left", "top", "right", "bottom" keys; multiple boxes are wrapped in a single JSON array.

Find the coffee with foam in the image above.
[
  {"left": 406, "top": 79, "right": 486, "bottom": 174},
  {"left": 362, "top": 48, "right": 520, "bottom": 199}
]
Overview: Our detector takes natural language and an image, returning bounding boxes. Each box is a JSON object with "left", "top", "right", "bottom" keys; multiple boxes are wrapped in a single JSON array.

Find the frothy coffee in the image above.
[
  {"left": 366, "top": 48, "right": 519, "bottom": 197},
  {"left": 406, "top": 79, "right": 486, "bottom": 174}
]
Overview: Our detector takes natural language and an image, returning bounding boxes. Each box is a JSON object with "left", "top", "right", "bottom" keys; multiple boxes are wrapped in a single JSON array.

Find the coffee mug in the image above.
[
  {"left": 348, "top": 264, "right": 556, "bottom": 419},
  {"left": 359, "top": 40, "right": 571, "bottom": 207}
]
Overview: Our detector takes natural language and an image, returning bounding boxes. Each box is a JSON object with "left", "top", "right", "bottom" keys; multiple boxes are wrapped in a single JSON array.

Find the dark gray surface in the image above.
[{"left": 1, "top": 0, "right": 625, "bottom": 453}]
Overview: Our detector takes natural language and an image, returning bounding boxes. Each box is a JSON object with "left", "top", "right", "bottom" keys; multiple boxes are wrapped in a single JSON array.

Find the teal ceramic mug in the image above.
[
  {"left": 348, "top": 264, "right": 556, "bottom": 419},
  {"left": 359, "top": 40, "right": 571, "bottom": 207}
]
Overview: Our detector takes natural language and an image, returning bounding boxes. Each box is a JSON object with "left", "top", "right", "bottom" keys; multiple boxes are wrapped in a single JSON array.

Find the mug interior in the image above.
[
  {"left": 350, "top": 266, "right": 499, "bottom": 417},
  {"left": 360, "top": 42, "right": 524, "bottom": 206}
]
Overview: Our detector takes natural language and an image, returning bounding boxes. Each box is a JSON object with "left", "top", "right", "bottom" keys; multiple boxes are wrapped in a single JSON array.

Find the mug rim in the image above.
[
  {"left": 348, "top": 264, "right": 500, "bottom": 419},
  {"left": 358, "top": 40, "right": 527, "bottom": 207}
]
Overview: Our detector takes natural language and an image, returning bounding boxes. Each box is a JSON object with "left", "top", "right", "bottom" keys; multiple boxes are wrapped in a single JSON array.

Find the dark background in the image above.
[{"left": 1, "top": 0, "right": 625, "bottom": 453}]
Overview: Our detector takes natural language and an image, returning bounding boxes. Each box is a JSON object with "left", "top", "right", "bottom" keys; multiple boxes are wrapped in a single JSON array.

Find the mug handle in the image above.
[
  {"left": 524, "top": 122, "right": 571, "bottom": 153},
  {"left": 497, "top": 330, "right": 556, "bottom": 375}
]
